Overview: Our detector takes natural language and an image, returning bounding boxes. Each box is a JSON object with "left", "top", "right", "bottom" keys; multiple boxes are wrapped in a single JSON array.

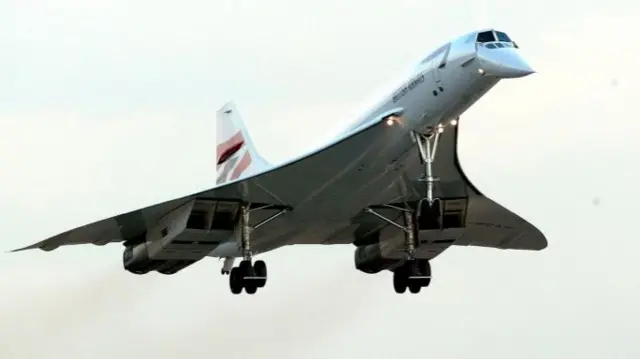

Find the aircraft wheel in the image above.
[
  {"left": 253, "top": 260, "right": 267, "bottom": 288},
  {"left": 229, "top": 267, "right": 243, "bottom": 294},
  {"left": 239, "top": 260, "right": 257, "bottom": 294},
  {"left": 244, "top": 281, "right": 257, "bottom": 294},
  {"left": 408, "top": 281, "right": 422, "bottom": 294},
  {"left": 420, "top": 260, "right": 432, "bottom": 287},
  {"left": 393, "top": 270, "right": 407, "bottom": 294},
  {"left": 239, "top": 260, "right": 252, "bottom": 274}
]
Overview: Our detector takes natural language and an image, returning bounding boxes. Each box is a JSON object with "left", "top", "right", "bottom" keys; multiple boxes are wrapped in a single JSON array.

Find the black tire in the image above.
[
  {"left": 239, "top": 260, "right": 257, "bottom": 294},
  {"left": 393, "top": 270, "right": 407, "bottom": 294},
  {"left": 406, "top": 259, "right": 431, "bottom": 287},
  {"left": 245, "top": 282, "right": 257, "bottom": 294},
  {"left": 239, "top": 260, "right": 252, "bottom": 275},
  {"left": 408, "top": 281, "right": 422, "bottom": 293},
  {"left": 243, "top": 267, "right": 258, "bottom": 294},
  {"left": 253, "top": 260, "right": 267, "bottom": 288},
  {"left": 420, "top": 260, "right": 432, "bottom": 287},
  {"left": 229, "top": 267, "right": 243, "bottom": 294}
]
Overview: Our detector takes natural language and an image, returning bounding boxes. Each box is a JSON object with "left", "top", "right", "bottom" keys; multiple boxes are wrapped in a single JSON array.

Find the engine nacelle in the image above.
[
  {"left": 354, "top": 243, "right": 401, "bottom": 274},
  {"left": 123, "top": 243, "right": 165, "bottom": 275}
]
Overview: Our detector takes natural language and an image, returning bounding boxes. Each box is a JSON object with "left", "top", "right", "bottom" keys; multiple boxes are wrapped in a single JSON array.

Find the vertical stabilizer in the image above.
[{"left": 216, "top": 102, "right": 270, "bottom": 185}]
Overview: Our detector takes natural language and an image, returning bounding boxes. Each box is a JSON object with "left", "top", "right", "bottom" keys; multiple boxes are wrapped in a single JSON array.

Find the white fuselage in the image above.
[
  {"left": 209, "top": 30, "right": 534, "bottom": 258},
  {"left": 343, "top": 36, "right": 493, "bottom": 136}
]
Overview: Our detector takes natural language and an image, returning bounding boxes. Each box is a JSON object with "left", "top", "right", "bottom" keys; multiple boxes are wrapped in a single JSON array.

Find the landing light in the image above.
[
  {"left": 478, "top": 68, "right": 485, "bottom": 74},
  {"left": 386, "top": 115, "right": 401, "bottom": 126},
  {"left": 450, "top": 119, "right": 458, "bottom": 126}
]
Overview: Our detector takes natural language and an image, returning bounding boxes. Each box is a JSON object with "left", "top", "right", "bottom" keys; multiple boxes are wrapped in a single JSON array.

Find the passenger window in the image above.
[
  {"left": 495, "top": 31, "right": 512, "bottom": 42},
  {"left": 476, "top": 31, "right": 495, "bottom": 43}
]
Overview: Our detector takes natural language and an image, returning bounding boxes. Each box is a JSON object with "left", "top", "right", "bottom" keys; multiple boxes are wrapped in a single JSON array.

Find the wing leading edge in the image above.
[
  {"left": 11, "top": 107, "right": 405, "bottom": 253},
  {"left": 352, "top": 119, "right": 547, "bottom": 260},
  {"left": 447, "top": 123, "right": 548, "bottom": 251}
]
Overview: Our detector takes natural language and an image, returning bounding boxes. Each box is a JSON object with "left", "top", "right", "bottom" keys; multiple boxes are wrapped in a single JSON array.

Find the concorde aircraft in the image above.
[{"left": 13, "top": 29, "right": 547, "bottom": 295}]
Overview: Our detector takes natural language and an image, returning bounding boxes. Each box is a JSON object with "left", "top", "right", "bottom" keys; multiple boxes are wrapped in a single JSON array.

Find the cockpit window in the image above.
[
  {"left": 485, "top": 43, "right": 496, "bottom": 49},
  {"left": 476, "top": 31, "right": 495, "bottom": 43},
  {"left": 495, "top": 31, "right": 512, "bottom": 42}
]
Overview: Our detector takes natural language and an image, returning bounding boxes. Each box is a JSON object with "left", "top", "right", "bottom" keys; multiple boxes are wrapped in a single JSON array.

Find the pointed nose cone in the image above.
[{"left": 477, "top": 46, "right": 535, "bottom": 78}]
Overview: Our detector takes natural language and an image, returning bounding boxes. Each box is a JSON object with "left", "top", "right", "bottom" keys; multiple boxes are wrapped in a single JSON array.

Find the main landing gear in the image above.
[
  {"left": 365, "top": 126, "right": 448, "bottom": 294},
  {"left": 229, "top": 259, "right": 267, "bottom": 295},
  {"left": 364, "top": 205, "right": 435, "bottom": 295},
  {"left": 393, "top": 259, "right": 431, "bottom": 294},
  {"left": 222, "top": 204, "right": 289, "bottom": 295}
]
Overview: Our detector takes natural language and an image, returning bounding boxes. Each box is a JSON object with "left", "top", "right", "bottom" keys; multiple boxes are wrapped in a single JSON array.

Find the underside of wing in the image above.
[
  {"left": 348, "top": 119, "right": 547, "bottom": 264},
  {"left": 10, "top": 108, "right": 404, "bottom": 254},
  {"left": 10, "top": 197, "right": 186, "bottom": 252},
  {"left": 441, "top": 123, "right": 548, "bottom": 251}
]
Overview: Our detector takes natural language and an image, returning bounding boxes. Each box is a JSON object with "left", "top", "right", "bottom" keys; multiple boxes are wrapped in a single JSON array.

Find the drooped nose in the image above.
[{"left": 476, "top": 45, "right": 535, "bottom": 78}]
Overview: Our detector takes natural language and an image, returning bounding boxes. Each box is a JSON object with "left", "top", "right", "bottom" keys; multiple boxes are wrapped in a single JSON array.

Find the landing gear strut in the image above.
[
  {"left": 226, "top": 204, "right": 288, "bottom": 295},
  {"left": 221, "top": 257, "right": 234, "bottom": 275},
  {"left": 412, "top": 126, "right": 443, "bottom": 207},
  {"left": 364, "top": 127, "right": 450, "bottom": 294},
  {"left": 365, "top": 203, "right": 434, "bottom": 295}
]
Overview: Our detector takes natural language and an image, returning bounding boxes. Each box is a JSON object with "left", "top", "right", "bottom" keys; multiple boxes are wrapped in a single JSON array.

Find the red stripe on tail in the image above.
[
  {"left": 217, "top": 131, "right": 245, "bottom": 165},
  {"left": 230, "top": 151, "right": 252, "bottom": 180}
]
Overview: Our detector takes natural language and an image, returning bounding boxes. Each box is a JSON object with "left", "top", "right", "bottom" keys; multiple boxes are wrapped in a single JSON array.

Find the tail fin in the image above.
[{"left": 216, "top": 102, "right": 270, "bottom": 185}]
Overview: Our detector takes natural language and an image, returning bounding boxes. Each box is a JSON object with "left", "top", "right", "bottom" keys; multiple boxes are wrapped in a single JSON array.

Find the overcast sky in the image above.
[{"left": 1, "top": 0, "right": 639, "bottom": 358}]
